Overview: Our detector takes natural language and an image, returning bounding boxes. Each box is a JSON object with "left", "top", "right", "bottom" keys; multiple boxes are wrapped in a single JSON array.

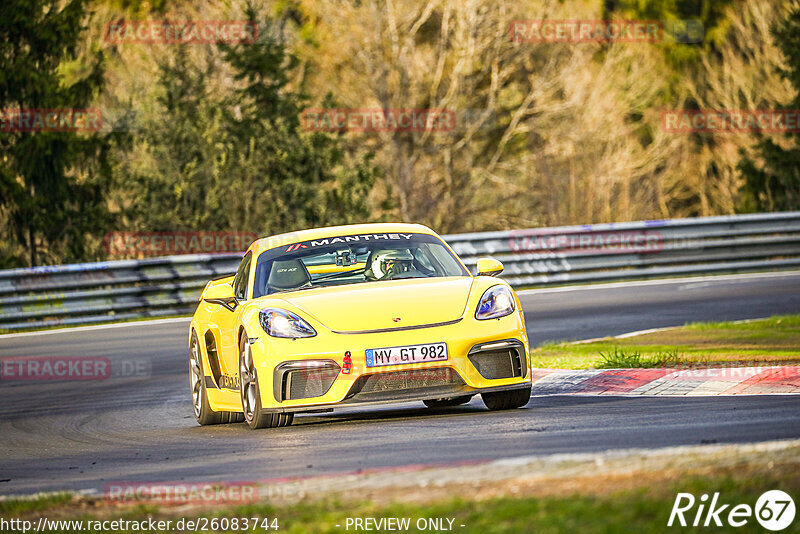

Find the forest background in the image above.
[{"left": 1, "top": 0, "right": 799, "bottom": 267}]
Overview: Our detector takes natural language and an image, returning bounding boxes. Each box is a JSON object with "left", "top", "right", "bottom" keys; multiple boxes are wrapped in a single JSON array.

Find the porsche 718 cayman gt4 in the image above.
[{"left": 189, "top": 223, "right": 531, "bottom": 429}]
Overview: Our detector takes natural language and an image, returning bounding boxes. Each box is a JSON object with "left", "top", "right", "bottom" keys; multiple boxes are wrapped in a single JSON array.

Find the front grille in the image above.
[
  {"left": 274, "top": 361, "right": 340, "bottom": 401},
  {"left": 343, "top": 367, "right": 467, "bottom": 403},
  {"left": 285, "top": 368, "right": 339, "bottom": 400},
  {"left": 468, "top": 343, "right": 526, "bottom": 379},
  {"left": 358, "top": 368, "right": 459, "bottom": 393}
]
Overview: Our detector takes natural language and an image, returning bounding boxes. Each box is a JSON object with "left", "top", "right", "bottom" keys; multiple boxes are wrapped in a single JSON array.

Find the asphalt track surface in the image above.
[{"left": 1, "top": 271, "right": 799, "bottom": 496}]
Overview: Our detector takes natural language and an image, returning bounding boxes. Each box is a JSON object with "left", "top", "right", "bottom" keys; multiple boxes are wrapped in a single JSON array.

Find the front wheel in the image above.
[
  {"left": 239, "top": 336, "right": 293, "bottom": 429},
  {"left": 481, "top": 386, "right": 531, "bottom": 411}
]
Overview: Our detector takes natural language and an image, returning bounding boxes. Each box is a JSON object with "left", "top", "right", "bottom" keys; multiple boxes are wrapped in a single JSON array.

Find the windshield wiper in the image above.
[{"left": 313, "top": 268, "right": 365, "bottom": 281}]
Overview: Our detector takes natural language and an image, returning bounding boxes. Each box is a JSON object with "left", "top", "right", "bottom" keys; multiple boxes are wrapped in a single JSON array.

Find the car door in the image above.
[{"left": 213, "top": 251, "right": 252, "bottom": 386}]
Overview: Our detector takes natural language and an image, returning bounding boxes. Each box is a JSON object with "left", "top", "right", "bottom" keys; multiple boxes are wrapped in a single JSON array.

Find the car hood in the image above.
[{"left": 275, "top": 277, "right": 474, "bottom": 333}]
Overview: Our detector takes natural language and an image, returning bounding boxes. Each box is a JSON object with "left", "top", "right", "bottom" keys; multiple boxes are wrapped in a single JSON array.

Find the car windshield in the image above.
[{"left": 252, "top": 232, "right": 469, "bottom": 297}]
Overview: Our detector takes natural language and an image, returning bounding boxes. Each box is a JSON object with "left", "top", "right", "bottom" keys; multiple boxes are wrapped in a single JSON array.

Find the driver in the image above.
[{"left": 365, "top": 249, "right": 415, "bottom": 281}]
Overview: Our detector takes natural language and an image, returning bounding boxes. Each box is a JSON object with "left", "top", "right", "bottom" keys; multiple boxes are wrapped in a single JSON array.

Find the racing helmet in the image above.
[{"left": 365, "top": 249, "right": 414, "bottom": 280}]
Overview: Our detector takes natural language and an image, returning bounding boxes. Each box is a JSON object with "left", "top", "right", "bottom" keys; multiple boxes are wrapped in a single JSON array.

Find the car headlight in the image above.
[
  {"left": 475, "top": 285, "right": 516, "bottom": 320},
  {"left": 259, "top": 308, "right": 317, "bottom": 338}
]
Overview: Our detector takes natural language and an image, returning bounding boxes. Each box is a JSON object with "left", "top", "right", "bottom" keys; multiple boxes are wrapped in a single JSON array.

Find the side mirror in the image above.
[
  {"left": 476, "top": 257, "right": 504, "bottom": 277},
  {"left": 204, "top": 283, "right": 237, "bottom": 311}
]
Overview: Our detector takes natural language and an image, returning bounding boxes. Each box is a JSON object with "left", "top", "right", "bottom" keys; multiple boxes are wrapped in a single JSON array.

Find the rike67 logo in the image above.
[{"left": 669, "top": 490, "right": 796, "bottom": 531}]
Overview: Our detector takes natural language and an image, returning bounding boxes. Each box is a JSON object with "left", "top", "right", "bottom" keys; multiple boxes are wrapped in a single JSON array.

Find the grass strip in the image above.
[
  {"left": 1, "top": 461, "right": 798, "bottom": 533},
  {"left": 532, "top": 314, "right": 800, "bottom": 369}
]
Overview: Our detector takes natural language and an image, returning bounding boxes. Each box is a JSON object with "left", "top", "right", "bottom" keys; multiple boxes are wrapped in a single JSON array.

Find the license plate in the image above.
[{"left": 365, "top": 342, "right": 448, "bottom": 368}]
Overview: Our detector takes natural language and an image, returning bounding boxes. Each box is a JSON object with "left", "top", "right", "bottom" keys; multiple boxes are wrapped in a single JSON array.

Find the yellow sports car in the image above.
[{"left": 189, "top": 223, "right": 531, "bottom": 429}]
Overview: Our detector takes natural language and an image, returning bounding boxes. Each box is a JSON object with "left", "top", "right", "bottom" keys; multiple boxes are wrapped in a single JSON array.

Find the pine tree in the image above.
[
  {"left": 738, "top": 1, "right": 800, "bottom": 211},
  {"left": 0, "top": 0, "right": 110, "bottom": 266},
  {"left": 113, "top": 8, "right": 378, "bottom": 238},
  {"left": 216, "top": 9, "right": 379, "bottom": 235}
]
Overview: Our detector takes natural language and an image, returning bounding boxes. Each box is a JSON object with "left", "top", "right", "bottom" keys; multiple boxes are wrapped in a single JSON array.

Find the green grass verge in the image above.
[
  {"left": 0, "top": 493, "right": 72, "bottom": 516},
  {"left": 532, "top": 314, "right": 800, "bottom": 369},
  {"left": 1, "top": 462, "right": 797, "bottom": 533}
]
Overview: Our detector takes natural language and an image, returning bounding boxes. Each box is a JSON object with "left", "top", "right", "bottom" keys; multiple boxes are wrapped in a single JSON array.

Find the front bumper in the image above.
[{"left": 250, "top": 313, "right": 531, "bottom": 412}]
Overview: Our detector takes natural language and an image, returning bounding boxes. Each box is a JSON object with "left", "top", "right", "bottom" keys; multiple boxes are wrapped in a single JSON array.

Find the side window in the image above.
[{"left": 233, "top": 252, "right": 252, "bottom": 301}]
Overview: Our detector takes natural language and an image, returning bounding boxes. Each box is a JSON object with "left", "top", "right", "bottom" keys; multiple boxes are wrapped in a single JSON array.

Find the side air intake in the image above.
[
  {"left": 273, "top": 360, "right": 340, "bottom": 401},
  {"left": 468, "top": 340, "right": 527, "bottom": 379}
]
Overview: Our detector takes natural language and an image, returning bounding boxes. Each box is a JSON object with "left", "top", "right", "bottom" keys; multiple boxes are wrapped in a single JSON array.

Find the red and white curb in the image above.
[{"left": 530, "top": 366, "right": 800, "bottom": 396}]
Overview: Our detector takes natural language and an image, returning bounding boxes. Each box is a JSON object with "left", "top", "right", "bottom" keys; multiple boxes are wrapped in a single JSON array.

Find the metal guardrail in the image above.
[{"left": 1, "top": 212, "right": 799, "bottom": 331}]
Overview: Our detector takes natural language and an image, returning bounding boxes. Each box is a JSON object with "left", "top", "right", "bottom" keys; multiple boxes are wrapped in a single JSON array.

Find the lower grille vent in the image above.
[
  {"left": 274, "top": 361, "right": 340, "bottom": 401},
  {"left": 468, "top": 342, "right": 526, "bottom": 379},
  {"left": 344, "top": 368, "right": 466, "bottom": 403}
]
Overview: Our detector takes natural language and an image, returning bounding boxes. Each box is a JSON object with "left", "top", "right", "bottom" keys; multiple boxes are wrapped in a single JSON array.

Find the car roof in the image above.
[{"left": 247, "top": 222, "right": 437, "bottom": 255}]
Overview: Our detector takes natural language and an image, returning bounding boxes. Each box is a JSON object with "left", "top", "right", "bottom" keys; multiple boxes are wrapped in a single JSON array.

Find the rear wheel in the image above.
[
  {"left": 190, "top": 332, "right": 244, "bottom": 425},
  {"left": 239, "top": 335, "right": 293, "bottom": 429},
  {"left": 423, "top": 395, "right": 473, "bottom": 408},
  {"left": 481, "top": 386, "right": 531, "bottom": 411}
]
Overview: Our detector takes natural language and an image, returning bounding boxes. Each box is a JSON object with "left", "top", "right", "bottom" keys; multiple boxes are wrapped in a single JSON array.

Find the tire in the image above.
[
  {"left": 190, "top": 332, "right": 245, "bottom": 425},
  {"left": 423, "top": 395, "right": 473, "bottom": 408},
  {"left": 481, "top": 386, "right": 531, "bottom": 411},
  {"left": 239, "top": 335, "right": 293, "bottom": 429}
]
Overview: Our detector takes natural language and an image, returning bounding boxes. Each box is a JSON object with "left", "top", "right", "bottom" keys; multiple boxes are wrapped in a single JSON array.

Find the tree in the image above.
[
  {"left": 216, "top": 9, "right": 379, "bottom": 234},
  {"left": 738, "top": 1, "right": 800, "bottom": 211},
  {"left": 0, "top": 0, "right": 110, "bottom": 267},
  {"left": 109, "top": 46, "right": 227, "bottom": 232},
  {"left": 298, "top": 0, "right": 685, "bottom": 230},
  {"left": 111, "top": 7, "right": 379, "bottom": 237}
]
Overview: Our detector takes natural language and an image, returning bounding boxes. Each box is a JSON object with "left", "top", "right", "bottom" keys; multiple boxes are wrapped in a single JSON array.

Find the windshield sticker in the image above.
[{"left": 285, "top": 233, "right": 414, "bottom": 252}]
